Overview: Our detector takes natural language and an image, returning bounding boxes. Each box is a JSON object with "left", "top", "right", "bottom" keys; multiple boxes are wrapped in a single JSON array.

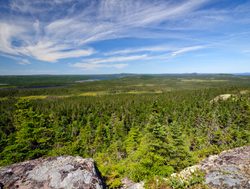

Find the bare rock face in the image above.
[
  {"left": 200, "top": 146, "right": 250, "bottom": 189},
  {"left": 121, "top": 177, "right": 144, "bottom": 189},
  {"left": 170, "top": 146, "right": 250, "bottom": 189},
  {"left": 210, "top": 94, "right": 235, "bottom": 103},
  {"left": 0, "top": 156, "right": 105, "bottom": 189}
]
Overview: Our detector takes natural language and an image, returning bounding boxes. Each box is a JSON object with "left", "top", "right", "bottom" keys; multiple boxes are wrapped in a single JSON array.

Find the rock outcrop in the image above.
[
  {"left": 200, "top": 145, "right": 250, "bottom": 189},
  {"left": 210, "top": 94, "right": 235, "bottom": 103},
  {"left": 171, "top": 146, "right": 250, "bottom": 189},
  {"left": 1, "top": 146, "right": 249, "bottom": 189},
  {"left": 0, "top": 156, "right": 105, "bottom": 189},
  {"left": 121, "top": 177, "right": 144, "bottom": 189}
]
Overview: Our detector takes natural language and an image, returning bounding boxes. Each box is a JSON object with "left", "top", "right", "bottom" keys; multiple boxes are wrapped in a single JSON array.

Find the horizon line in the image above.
[{"left": 0, "top": 72, "right": 249, "bottom": 76}]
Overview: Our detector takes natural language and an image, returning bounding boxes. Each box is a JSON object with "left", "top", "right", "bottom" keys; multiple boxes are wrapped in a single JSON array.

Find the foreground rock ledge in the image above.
[
  {"left": 0, "top": 156, "right": 105, "bottom": 189},
  {"left": 172, "top": 145, "right": 250, "bottom": 189},
  {"left": 201, "top": 145, "right": 250, "bottom": 189}
]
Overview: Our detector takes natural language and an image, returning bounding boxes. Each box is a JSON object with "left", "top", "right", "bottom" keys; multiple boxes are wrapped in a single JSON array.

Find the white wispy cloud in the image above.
[
  {"left": 1, "top": 0, "right": 249, "bottom": 71},
  {"left": 83, "top": 54, "right": 148, "bottom": 64},
  {"left": 171, "top": 46, "right": 206, "bottom": 56},
  {"left": 0, "top": 22, "right": 95, "bottom": 62},
  {"left": 72, "top": 63, "right": 128, "bottom": 70},
  {"left": 104, "top": 45, "right": 174, "bottom": 56},
  {"left": 0, "top": 23, "right": 24, "bottom": 55},
  {"left": 20, "top": 41, "right": 95, "bottom": 62},
  {"left": 0, "top": 0, "right": 209, "bottom": 64},
  {"left": 104, "top": 45, "right": 206, "bottom": 58},
  {"left": 9, "top": 0, "right": 74, "bottom": 13},
  {"left": 72, "top": 54, "right": 148, "bottom": 70},
  {"left": 72, "top": 44, "right": 207, "bottom": 70},
  {"left": 18, "top": 59, "right": 31, "bottom": 65}
]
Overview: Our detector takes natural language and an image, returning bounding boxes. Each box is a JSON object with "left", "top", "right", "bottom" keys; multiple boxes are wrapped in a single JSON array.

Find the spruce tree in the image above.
[
  {"left": 128, "top": 103, "right": 174, "bottom": 181},
  {"left": 0, "top": 99, "right": 54, "bottom": 164},
  {"left": 169, "top": 121, "right": 193, "bottom": 171}
]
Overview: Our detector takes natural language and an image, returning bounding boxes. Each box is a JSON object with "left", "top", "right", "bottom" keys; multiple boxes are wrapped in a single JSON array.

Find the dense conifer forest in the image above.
[{"left": 0, "top": 74, "right": 249, "bottom": 188}]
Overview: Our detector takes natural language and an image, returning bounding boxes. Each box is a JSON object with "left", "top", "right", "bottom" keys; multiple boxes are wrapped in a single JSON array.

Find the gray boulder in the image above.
[
  {"left": 0, "top": 156, "right": 105, "bottom": 189},
  {"left": 121, "top": 177, "right": 144, "bottom": 189},
  {"left": 169, "top": 146, "right": 250, "bottom": 189},
  {"left": 200, "top": 145, "right": 250, "bottom": 189}
]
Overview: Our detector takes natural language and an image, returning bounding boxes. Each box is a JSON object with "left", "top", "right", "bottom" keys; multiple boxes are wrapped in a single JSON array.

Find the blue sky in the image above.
[{"left": 0, "top": 0, "right": 250, "bottom": 75}]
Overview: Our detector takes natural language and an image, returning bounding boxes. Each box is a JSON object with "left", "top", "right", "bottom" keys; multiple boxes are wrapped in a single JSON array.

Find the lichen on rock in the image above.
[
  {"left": 0, "top": 156, "right": 105, "bottom": 189},
  {"left": 169, "top": 146, "right": 250, "bottom": 189},
  {"left": 200, "top": 146, "right": 250, "bottom": 189}
]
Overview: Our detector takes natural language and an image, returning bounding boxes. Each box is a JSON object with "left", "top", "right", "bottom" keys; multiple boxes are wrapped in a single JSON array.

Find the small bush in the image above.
[{"left": 145, "top": 170, "right": 207, "bottom": 189}]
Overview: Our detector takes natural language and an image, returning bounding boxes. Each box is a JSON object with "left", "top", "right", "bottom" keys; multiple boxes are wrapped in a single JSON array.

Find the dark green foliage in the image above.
[
  {"left": 169, "top": 122, "right": 193, "bottom": 171},
  {"left": 128, "top": 108, "right": 174, "bottom": 180},
  {"left": 0, "top": 75, "right": 249, "bottom": 187},
  {"left": 0, "top": 99, "right": 54, "bottom": 165}
]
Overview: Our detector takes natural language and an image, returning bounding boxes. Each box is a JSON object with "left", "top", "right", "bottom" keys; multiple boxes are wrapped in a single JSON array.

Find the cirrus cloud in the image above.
[
  {"left": 0, "top": 0, "right": 250, "bottom": 74},
  {"left": 0, "top": 0, "right": 210, "bottom": 64}
]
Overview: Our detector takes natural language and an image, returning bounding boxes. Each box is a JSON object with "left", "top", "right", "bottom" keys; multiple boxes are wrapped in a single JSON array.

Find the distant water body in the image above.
[{"left": 75, "top": 79, "right": 100, "bottom": 83}]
